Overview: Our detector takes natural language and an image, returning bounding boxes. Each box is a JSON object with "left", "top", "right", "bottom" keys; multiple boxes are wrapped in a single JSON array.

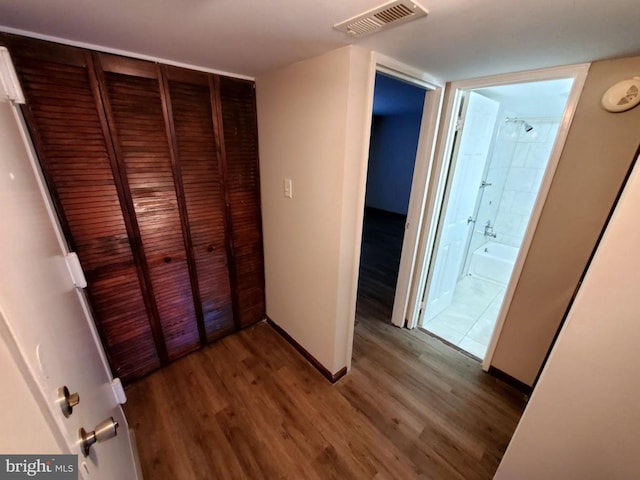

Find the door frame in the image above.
[
  {"left": 363, "top": 53, "right": 445, "bottom": 329},
  {"left": 405, "top": 64, "right": 590, "bottom": 369}
]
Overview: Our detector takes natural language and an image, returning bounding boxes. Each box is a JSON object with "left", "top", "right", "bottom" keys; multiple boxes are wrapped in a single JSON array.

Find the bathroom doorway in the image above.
[{"left": 419, "top": 78, "right": 574, "bottom": 359}]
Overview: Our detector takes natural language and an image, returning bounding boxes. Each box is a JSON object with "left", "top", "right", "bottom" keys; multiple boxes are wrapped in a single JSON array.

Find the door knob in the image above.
[
  {"left": 57, "top": 386, "right": 80, "bottom": 418},
  {"left": 79, "top": 417, "right": 119, "bottom": 456}
]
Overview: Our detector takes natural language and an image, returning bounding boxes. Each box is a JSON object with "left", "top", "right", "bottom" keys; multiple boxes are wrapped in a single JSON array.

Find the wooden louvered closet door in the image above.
[
  {"left": 3, "top": 33, "right": 266, "bottom": 384},
  {"left": 163, "top": 67, "right": 235, "bottom": 341},
  {"left": 95, "top": 54, "right": 202, "bottom": 361},
  {"left": 3, "top": 36, "right": 161, "bottom": 382},
  {"left": 218, "top": 78, "right": 266, "bottom": 327}
]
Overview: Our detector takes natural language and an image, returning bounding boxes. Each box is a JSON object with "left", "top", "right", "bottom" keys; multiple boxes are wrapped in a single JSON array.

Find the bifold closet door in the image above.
[
  {"left": 4, "top": 33, "right": 266, "bottom": 384},
  {"left": 163, "top": 67, "right": 235, "bottom": 341},
  {"left": 218, "top": 78, "right": 266, "bottom": 327},
  {"left": 95, "top": 54, "right": 203, "bottom": 360},
  {"left": 3, "top": 36, "right": 161, "bottom": 382}
]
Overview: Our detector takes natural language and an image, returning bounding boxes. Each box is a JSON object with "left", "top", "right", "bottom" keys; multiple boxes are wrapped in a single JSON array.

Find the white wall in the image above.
[
  {"left": 256, "top": 46, "right": 373, "bottom": 374},
  {"left": 495, "top": 154, "right": 640, "bottom": 479}
]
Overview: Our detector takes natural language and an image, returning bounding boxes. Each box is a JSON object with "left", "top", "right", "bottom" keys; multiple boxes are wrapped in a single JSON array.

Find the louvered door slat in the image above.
[
  {"left": 219, "top": 77, "right": 265, "bottom": 327},
  {"left": 7, "top": 43, "right": 160, "bottom": 382},
  {"left": 101, "top": 68, "right": 200, "bottom": 360},
  {"left": 167, "top": 75, "right": 235, "bottom": 340}
]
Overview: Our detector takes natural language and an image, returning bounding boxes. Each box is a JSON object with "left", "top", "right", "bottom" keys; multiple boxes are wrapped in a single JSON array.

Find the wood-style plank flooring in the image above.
[
  {"left": 125, "top": 208, "right": 526, "bottom": 479},
  {"left": 357, "top": 208, "right": 407, "bottom": 324}
]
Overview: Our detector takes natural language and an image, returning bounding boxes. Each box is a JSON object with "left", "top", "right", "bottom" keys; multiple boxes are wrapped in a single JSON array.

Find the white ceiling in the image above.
[
  {"left": 0, "top": 0, "right": 638, "bottom": 82},
  {"left": 478, "top": 78, "right": 574, "bottom": 117}
]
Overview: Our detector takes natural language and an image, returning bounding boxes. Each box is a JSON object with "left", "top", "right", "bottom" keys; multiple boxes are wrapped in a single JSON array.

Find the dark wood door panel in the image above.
[
  {"left": 228, "top": 191, "right": 263, "bottom": 246},
  {"left": 4, "top": 42, "right": 161, "bottom": 381},
  {"left": 100, "top": 66, "right": 201, "bottom": 360},
  {"left": 166, "top": 75, "right": 235, "bottom": 340},
  {"left": 232, "top": 245, "right": 265, "bottom": 327},
  {"left": 149, "top": 261, "right": 200, "bottom": 360},
  {"left": 218, "top": 77, "right": 265, "bottom": 327},
  {"left": 91, "top": 267, "right": 161, "bottom": 381},
  {"left": 193, "top": 249, "right": 235, "bottom": 340},
  {"left": 3, "top": 34, "right": 266, "bottom": 382}
]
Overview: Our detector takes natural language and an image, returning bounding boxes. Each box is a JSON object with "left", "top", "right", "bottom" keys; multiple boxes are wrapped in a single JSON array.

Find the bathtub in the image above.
[{"left": 468, "top": 242, "right": 519, "bottom": 285}]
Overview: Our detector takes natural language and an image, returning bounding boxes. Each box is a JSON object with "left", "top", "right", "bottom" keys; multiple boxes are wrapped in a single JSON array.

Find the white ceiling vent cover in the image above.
[{"left": 334, "top": 0, "right": 428, "bottom": 37}]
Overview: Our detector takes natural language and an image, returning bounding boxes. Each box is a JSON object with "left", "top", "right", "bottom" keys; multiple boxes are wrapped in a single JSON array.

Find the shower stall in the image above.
[
  {"left": 419, "top": 78, "right": 573, "bottom": 359},
  {"left": 460, "top": 115, "right": 562, "bottom": 280}
]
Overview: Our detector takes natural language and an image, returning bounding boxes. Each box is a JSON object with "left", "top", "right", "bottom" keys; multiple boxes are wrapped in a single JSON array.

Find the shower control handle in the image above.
[{"left": 483, "top": 221, "right": 497, "bottom": 238}]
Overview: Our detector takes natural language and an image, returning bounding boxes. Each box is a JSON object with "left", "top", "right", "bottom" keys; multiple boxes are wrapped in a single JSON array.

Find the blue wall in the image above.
[
  {"left": 365, "top": 74, "right": 425, "bottom": 215},
  {"left": 366, "top": 113, "right": 424, "bottom": 214}
]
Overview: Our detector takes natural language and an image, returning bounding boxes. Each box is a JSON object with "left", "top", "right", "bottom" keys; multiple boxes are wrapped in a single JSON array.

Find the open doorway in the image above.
[
  {"left": 356, "top": 72, "right": 427, "bottom": 325},
  {"left": 419, "top": 78, "right": 575, "bottom": 359}
]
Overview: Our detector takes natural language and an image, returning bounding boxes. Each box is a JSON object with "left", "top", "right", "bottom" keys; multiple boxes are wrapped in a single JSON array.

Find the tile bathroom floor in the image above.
[{"left": 422, "top": 275, "right": 506, "bottom": 359}]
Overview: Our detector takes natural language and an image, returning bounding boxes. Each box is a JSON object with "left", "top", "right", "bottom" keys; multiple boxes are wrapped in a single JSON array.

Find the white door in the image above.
[
  {"left": 0, "top": 65, "right": 139, "bottom": 478},
  {"left": 424, "top": 92, "right": 499, "bottom": 321}
]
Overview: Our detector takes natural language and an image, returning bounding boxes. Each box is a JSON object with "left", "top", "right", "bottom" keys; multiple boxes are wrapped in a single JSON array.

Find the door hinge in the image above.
[
  {"left": 455, "top": 117, "right": 464, "bottom": 132},
  {"left": 0, "top": 48, "right": 25, "bottom": 104},
  {"left": 111, "top": 378, "right": 127, "bottom": 405},
  {"left": 65, "top": 252, "right": 87, "bottom": 289},
  {"left": 418, "top": 300, "right": 425, "bottom": 318}
]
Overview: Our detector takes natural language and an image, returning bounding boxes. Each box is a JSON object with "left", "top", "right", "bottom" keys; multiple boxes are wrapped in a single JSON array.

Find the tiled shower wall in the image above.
[{"left": 471, "top": 117, "right": 560, "bottom": 252}]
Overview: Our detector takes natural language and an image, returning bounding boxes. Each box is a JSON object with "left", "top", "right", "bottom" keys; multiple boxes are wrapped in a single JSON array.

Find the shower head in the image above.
[{"left": 504, "top": 117, "right": 534, "bottom": 133}]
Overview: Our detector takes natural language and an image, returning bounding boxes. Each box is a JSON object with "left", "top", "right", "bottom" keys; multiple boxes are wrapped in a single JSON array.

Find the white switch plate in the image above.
[{"left": 284, "top": 178, "right": 293, "bottom": 198}]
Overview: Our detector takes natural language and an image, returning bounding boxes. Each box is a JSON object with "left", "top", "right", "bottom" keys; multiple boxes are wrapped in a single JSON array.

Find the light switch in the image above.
[{"left": 284, "top": 178, "right": 293, "bottom": 198}]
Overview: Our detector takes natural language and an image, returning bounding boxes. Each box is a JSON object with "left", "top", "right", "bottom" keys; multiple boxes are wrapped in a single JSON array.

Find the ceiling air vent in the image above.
[{"left": 334, "top": 0, "right": 428, "bottom": 37}]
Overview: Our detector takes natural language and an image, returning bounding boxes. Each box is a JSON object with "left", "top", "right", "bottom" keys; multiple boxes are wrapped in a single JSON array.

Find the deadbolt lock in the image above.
[
  {"left": 57, "top": 386, "right": 80, "bottom": 418},
  {"left": 79, "top": 417, "right": 119, "bottom": 456}
]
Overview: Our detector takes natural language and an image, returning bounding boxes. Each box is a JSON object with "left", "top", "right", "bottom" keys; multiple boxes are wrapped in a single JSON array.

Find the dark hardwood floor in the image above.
[
  {"left": 124, "top": 207, "right": 526, "bottom": 479},
  {"left": 357, "top": 207, "right": 407, "bottom": 324}
]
